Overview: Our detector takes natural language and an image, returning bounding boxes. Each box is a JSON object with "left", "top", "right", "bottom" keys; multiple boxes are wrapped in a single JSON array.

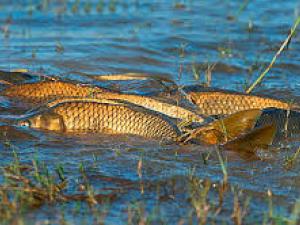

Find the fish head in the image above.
[{"left": 18, "top": 112, "right": 65, "bottom": 132}]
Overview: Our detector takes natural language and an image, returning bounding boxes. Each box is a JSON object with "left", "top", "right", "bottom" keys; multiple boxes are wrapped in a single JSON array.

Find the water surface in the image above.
[{"left": 0, "top": 1, "right": 300, "bottom": 224}]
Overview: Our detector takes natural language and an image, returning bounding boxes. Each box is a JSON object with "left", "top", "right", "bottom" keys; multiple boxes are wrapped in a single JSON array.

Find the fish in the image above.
[
  {"left": 18, "top": 98, "right": 180, "bottom": 141},
  {"left": 1, "top": 80, "right": 111, "bottom": 103},
  {"left": 222, "top": 123, "right": 276, "bottom": 160},
  {"left": 95, "top": 92, "right": 204, "bottom": 123},
  {"left": 15, "top": 98, "right": 276, "bottom": 154},
  {"left": 1, "top": 80, "right": 205, "bottom": 123},
  {"left": 183, "top": 86, "right": 296, "bottom": 116},
  {"left": 255, "top": 108, "right": 300, "bottom": 141}
]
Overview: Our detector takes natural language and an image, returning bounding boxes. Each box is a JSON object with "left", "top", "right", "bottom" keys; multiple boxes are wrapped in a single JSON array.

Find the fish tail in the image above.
[{"left": 222, "top": 123, "right": 276, "bottom": 155}]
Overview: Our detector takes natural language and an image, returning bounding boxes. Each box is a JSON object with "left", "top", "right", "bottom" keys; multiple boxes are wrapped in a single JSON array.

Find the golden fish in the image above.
[
  {"left": 17, "top": 98, "right": 270, "bottom": 146},
  {"left": 15, "top": 98, "right": 275, "bottom": 155},
  {"left": 186, "top": 90, "right": 295, "bottom": 116},
  {"left": 1, "top": 80, "right": 110, "bottom": 103},
  {"left": 1, "top": 80, "right": 204, "bottom": 123},
  {"left": 95, "top": 92, "right": 204, "bottom": 123},
  {"left": 18, "top": 98, "right": 180, "bottom": 140}
]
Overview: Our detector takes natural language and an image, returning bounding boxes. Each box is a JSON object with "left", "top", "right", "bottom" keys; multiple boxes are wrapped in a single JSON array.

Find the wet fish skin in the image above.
[
  {"left": 255, "top": 108, "right": 300, "bottom": 141},
  {"left": 1, "top": 80, "right": 204, "bottom": 123},
  {"left": 95, "top": 92, "right": 204, "bottom": 123},
  {"left": 1, "top": 80, "right": 110, "bottom": 103},
  {"left": 187, "top": 91, "right": 293, "bottom": 116},
  {"left": 19, "top": 100, "right": 180, "bottom": 140},
  {"left": 222, "top": 123, "right": 276, "bottom": 160}
]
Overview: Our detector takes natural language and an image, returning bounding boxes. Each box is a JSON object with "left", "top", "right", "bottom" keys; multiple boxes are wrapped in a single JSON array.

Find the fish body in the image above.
[
  {"left": 1, "top": 80, "right": 204, "bottom": 123},
  {"left": 255, "top": 108, "right": 300, "bottom": 141},
  {"left": 186, "top": 89, "right": 293, "bottom": 116},
  {"left": 2, "top": 81, "right": 110, "bottom": 103},
  {"left": 19, "top": 99, "right": 180, "bottom": 140},
  {"left": 17, "top": 98, "right": 275, "bottom": 152},
  {"left": 95, "top": 92, "right": 204, "bottom": 123}
]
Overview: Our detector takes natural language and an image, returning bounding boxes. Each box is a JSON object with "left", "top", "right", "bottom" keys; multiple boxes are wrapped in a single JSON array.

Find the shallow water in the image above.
[{"left": 0, "top": 1, "right": 300, "bottom": 224}]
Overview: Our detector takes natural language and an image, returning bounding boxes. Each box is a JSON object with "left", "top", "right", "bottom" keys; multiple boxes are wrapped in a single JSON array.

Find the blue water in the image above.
[{"left": 0, "top": 1, "right": 300, "bottom": 224}]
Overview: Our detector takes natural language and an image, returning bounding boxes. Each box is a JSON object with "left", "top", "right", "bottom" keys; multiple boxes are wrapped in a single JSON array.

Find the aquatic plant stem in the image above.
[
  {"left": 246, "top": 16, "right": 300, "bottom": 94},
  {"left": 215, "top": 147, "right": 228, "bottom": 184}
]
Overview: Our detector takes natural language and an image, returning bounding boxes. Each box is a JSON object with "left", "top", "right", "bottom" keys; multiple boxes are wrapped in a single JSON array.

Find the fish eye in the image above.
[{"left": 19, "top": 120, "right": 31, "bottom": 127}]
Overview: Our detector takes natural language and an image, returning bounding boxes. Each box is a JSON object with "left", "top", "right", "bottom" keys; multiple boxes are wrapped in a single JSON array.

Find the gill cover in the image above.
[{"left": 19, "top": 112, "right": 65, "bottom": 132}]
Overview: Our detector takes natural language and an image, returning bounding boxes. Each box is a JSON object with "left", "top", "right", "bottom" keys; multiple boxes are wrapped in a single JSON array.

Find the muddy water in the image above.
[{"left": 0, "top": 1, "right": 300, "bottom": 224}]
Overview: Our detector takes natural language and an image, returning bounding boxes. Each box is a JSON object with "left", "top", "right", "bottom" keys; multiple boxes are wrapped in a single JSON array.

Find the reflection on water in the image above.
[{"left": 0, "top": 0, "right": 300, "bottom": 224}]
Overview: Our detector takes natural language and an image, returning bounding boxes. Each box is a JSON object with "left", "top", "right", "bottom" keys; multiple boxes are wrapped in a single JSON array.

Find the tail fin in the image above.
[
  {"left": 222, "top": 123, "right": 276, "bottom": 159},
  {"left": 211, "top": 109, "right": 262, "bottom": 139},
  {"left": 186, "top": 109, "right": 262, "bottom": 144}
]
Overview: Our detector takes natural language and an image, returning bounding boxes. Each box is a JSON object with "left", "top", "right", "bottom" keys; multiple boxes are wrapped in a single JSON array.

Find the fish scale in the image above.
[
  {"left": 2, "top": 81, "right": 110, "bottom": 103},
  {"left": 23, "top": 101, "right": 180, "bottom": 140},
  {"left": 187, "top": 91, "right": 295, "bottom": 116},
  {"left": 1, "top": 81, "right": 205, "bottom": 123}
]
